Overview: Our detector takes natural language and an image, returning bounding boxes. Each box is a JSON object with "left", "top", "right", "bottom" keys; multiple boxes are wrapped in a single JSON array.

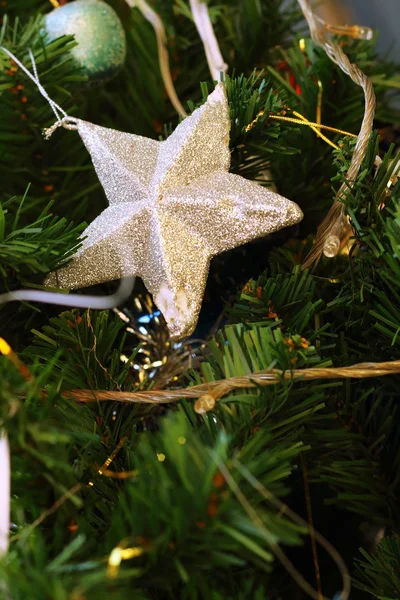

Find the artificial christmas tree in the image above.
[{"left": 0, "top": 1, "right": 400, "bottom": 599}]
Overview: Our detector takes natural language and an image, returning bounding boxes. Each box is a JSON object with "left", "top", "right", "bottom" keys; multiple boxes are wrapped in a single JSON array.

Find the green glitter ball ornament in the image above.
[{"left": 45, "top": 0, "right": 126, "bottom": 84}]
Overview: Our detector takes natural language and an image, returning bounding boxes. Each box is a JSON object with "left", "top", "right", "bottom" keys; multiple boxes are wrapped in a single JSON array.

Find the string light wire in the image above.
[{"left": 296, "top": 0, "right": 376, "bottom": 266}]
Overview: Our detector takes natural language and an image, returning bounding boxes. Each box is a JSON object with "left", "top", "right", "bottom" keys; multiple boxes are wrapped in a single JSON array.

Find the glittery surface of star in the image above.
[{"left": 46, "top": 84, "right": 303, "bottom": 338}]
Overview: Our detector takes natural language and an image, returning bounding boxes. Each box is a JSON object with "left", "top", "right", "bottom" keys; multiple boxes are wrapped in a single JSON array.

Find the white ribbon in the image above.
[
  {"left": 189, "top": 0, "right": 227, "bottom": 82},
  {"left": 125, "top": 0, "right": 187, "bottom": 118}
]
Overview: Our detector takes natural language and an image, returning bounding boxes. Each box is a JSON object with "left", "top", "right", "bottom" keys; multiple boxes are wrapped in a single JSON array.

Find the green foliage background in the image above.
[{"left": 0, "top": 1, "right": 400, "bottom": 598}]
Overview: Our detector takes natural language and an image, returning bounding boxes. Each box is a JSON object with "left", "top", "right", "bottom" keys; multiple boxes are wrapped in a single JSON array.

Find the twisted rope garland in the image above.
[{"left": 67, "top": 359, "right": 400, "bottom": 409}]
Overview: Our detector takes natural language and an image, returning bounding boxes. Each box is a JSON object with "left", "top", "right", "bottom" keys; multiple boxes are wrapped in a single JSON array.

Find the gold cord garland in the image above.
[
  {"left": 289, "top": 108, "right": 339, "bottom": 150},
  {"left": 270, "top": 114, "right": 357, "bottom": 142},
  {"left": 88, "top": 436, "right": 127, "bottom": 486},
  {"left": 245, "top": 107, "right": 356, "bottom": 151},
  {"left": 108, "top": 543, "right": 144, "bottom": 578}
]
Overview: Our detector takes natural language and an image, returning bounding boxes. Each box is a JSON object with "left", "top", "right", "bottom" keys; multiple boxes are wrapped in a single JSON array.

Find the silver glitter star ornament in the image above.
[{"left": 46, "top": 84, "right": 303, "bottom": 339}]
